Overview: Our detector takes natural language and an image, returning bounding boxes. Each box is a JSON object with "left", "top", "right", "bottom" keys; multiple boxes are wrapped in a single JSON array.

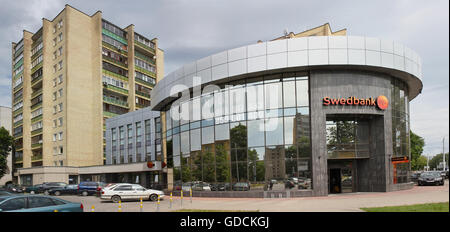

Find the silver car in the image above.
[{"left": 100, "top": 184, "right": 164, "bottom": 203}]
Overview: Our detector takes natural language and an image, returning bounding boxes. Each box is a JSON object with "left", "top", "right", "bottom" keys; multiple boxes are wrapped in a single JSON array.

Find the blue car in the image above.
[{"left": 0, "top": 195, "right": 84, "bottom": 212}]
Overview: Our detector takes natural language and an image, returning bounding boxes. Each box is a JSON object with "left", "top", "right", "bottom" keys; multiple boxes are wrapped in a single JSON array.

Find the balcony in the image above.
[
  {"left": 31, "top": 102, "right": 42, "bottom": 111},
  {"left": 134, "top": 40, "right": 155, "bottom": 54},
  {"left": 31, "top": 62, "right": 43, "bottom": 75},
  {"left": 103, "top": 96, "right": 129, "bottom": 108},
  {"left": 135, "top": 90, "right": 151, "bottom": 99},
  {"left": 102, "top": 41, "right": 128, "bottom": 56},
  {"left": 103, "top": 69, "right": 128, "bottom": 81},
  {"left": 103, "top": 56, "right": 128, "bottom": 70},
  {"left": 103, "top": 83, "right": 129, "bottom": 96},
  {"left": 31, "top": 128, "right": 43, "bottom": 136},
  {"left": 103, "top": 111, "right": 119, "bottom": 118},
  {"left": 31, "top": 142, "right": 43, "bottom": 150},
  {"left": 31, "top": 75, "right": 43, "bottom": 86},
  {"left": 135, "top": 77, "right": 155, "bottom": 88},
  {"left": 31, "top": 154, "right": 43, "bottom": 162},
  {"left": 31, "top": 88, "right": 43, "bottom": 99},
  {"left": 135, "top": 51, "right": 156, "bottom": 65},
  {"left": 13, "top": 120, "right": 23, "bottom": 128},
  {"left": 135, "top": 66, "right": 156, "bottom": 78},
  {"left": 31, "top": 114, "right": 43, "bottom": 124}
]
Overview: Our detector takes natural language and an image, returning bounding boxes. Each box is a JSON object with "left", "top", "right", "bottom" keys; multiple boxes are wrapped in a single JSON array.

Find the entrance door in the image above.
[
  {"left": 340, "top": 167, "right": 353, "bottom": 193},
  {"left": 329, "top": 169, "right": 341, "bottom": 193}
]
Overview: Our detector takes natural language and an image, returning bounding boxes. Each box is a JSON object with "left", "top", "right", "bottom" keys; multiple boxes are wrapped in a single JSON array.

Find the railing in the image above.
[
  {"left": 134, "top": 40, "right": 156, "bottom": 54},
  {"left": 102, "top": 55, "right": 128, "bottom": 70},
  {"left": 135, "top": 77, "right": 155, "bottom": 88},
  {"left": 31, "top": 62, "right": 43, "bottom": 75},
  {"left": 13, "top": 82, "right": 23, "bottom": 92},
  {"left": 32, "top": 154, "right": 43, "bottom": 161},
  {"left": 31, "top": 128, "right": 43, "bottom": 136},
  {"left": 13, "top": 120, "right": 23, "bottom": 128},
  {"left": 103, "top": 69, "right": 128, "bottom": 81},
  {"left": 135, "top": 90, "right": 151, "bottom": 99},
  {"left": 102, "top": 41, "right": 128, "bottom": 56},
  {"left": 31, "top": 114, "right": 43, "bottom": 123},
  {"left": 135, "top": 66, "right": 156, "bottom": 78},
  {"left": 103, "top": 96, "right": 129, "bottom": 108},
  {"left": 135, "top": 51, "right": 156, "bottom": 65},
  {"left": 102, "top": 28, "right": 128, "bottom": 45},
  {"left": 31, "top": 89, "right": 43, "bottom": 99},
  {"left": 103, "top": 84, "right": 129, "bottom": 95},
  {"left": 31, "top": 142, "right": 43, "bottom": 149},
  {"left": 31, "top": 102, "right": 42, "bottom": 111},
  {"left": 103, "top": 111, "right": 119, "bottom": 118},
  {"left": 31, "top": 75, "right": 43, "bottom": 86},
  {"left": 14, "top": 157, "right": 23, "bottom": 163},
  {"left": 135, "top": 102, "right": 150, "bottom": 109}
]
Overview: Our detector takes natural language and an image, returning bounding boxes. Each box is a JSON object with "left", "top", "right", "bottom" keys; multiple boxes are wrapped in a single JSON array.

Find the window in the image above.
[
  {"left": 53, "top": 120, "right": 57, "bottom": 128},
  {"left": 0, "top": 198, "right": 26, "bottom": 211},
  {"left": 58, "top": 103, "right": 63, "bottom": 112},
  {"left": 58, "top": 75, "right": 63, "bottom": 84},
  {"left": 59, "top": 146, "right": 63, "bottom": 155},
  {"left": 53, "top": 106, "right": 57, "bottom": 114},
  {"left": 58, "top": 61, "right": 63, "bottom": 70},
  {"left": 53, "top": 147, "right": 58, "bottom": 155},
  {"left": 58, "top": 89, "right": 63, "bottom": 98},
  {"left": 31, "top": 107, "right": 43, "bottom": 118},
  {"left": 53, "top": 78, "right": 57, "bottom": 87},
  {"left": 53, "top": 38, "right": 57, "bottom": 46},
  {"left": 58, "top": 132, "right": 63, "bottom": 141},
  {"left": 31, "top": 121, "right": 43, "bottom": 131},
  {"left": 31, "top": 55, "right": 43, "bottom": 68},
  {"left": 113, "top": 185, "right": 132, "bottom": 191},
  {"left": 53, "top": 134, "right": 57, "bottom": 142},
  {"left": 58, "top": 117, "right": 63, "bottom": 127},
  {"left": 28, "top": 197, "right": 55, "bottom": 208},
  {"left": 53, "top": 92, "right": 57, "bottom": 101},
  {"left": 57, "top": 20, "right": 63, "bottom": 29},
  {"left": 58, "top": 33, "right": 63, "bottom": 42}
]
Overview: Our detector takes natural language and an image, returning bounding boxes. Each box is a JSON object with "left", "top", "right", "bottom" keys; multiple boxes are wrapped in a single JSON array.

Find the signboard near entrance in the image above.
[{"left": 323, "top": 95, "right": 388, "bottom": 110}]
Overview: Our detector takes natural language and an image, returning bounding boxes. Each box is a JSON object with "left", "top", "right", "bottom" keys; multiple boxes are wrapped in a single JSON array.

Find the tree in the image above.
[
  {"left": 429, "top": 153, "right": 449, "bottom": 170},
  {"left": 415, "top": 155, "right": 428, "bottom": 171},
  {"left": 0, "top": 127, "right": 14, "bottom": 180},
  {"left": 410, "top": 131, "right": 425, "bottom": 170}
]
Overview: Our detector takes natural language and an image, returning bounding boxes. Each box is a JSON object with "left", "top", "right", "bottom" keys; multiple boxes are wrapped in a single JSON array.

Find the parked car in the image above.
[
  {"left": 298, "top": 178, "right": 311, "bottom": 189},
  {"left": 24, "top": 184, "right": 44, "bottom": 194},
  {"left": 288, "top": 177, "right": 299, "bottom": 184},
  {"left": 418, "top": 172, "right": 444, "bottom": 186},
  {"left": 48, "top": 184, "right": 79, "bottom": 196},
  {"left": 0, "top": 195, "right": 83, "bottom": 212},
  {"left": 410, "top": 172, "right": 421, "bottom": 183},
  {"left": 100, "top": 184, "right": 164, "bottom": 203},
  {"left": 0, "top": 191, "right": 13, "bottom": 196},
  {"left": 232, "top": 182, "right": 250, "bottom": 191},
  {"left": 210, "top": 183, "right": 231, "bottom": 191},
  {"left": 285, "top": 180, "right": 295, "bottom": 189},
  {"left": 42, "top": 182, "right": 67, "bottom": 195},
  {"left": 191, "top": 182, "right": 211, "bottom": 191},
  {"left": 5, "top": 184, "right": 25, "bottom": 194},
  {"left": 77, "top": 181, "right": 107, "bottom": 196}
]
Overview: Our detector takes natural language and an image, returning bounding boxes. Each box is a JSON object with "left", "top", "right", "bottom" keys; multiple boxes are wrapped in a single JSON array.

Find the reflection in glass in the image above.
[{"left": 248, "top": 120, "right": 264, "bottom": 147}]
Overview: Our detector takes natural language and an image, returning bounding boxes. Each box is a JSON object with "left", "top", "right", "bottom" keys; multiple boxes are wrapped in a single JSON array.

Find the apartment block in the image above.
[{"left": 11, "top": 5, "right": 163, "bottom": 185}]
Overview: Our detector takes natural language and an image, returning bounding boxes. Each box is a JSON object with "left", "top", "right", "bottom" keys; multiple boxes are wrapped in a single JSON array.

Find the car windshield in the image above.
[{"left": 421, "top": 172, "right": 440, "bottom": 178}]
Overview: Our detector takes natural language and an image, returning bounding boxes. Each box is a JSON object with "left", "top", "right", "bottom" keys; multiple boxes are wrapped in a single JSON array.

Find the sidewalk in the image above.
[{"left": 160, "top": 181, "right": 449, "bottom": 212}]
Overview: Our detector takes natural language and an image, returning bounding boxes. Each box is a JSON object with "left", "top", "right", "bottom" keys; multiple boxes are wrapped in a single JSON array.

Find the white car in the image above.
[{"left": 100, "top": 184, "right": 165, "bottom": 203}]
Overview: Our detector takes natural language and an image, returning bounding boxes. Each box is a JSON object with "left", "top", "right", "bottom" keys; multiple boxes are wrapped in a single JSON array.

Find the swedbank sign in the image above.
[{"left": 323, "top": 95, "right": 389, "bottom": 110}]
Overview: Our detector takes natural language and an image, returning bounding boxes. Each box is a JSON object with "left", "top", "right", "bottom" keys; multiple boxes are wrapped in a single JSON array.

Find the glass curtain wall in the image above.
[
  {"left": 391, "top": 79, "right": 410, "bottom": 184},
  {"left": 166, "top": 72, "right": 312, "bottom": 191}
]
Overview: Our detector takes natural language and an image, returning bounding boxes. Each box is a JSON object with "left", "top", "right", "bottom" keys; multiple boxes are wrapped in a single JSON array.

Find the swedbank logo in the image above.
[{"left": 323, "top": 95, "right": 388, "bottom": 110}]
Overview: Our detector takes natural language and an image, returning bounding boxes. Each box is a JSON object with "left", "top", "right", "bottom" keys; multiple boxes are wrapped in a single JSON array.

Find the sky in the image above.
[{"left": 0, "top": 0, "right": 448, "bottom": 157}]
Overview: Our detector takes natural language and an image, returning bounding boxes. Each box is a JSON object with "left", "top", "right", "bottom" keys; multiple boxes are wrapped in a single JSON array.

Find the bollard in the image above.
[
  {"left": 156, "top": 194, "right": 160, "bottom": 212},
  {"left": 181, "top": 190, "right": 183, "bottom": 207},
  {"left": 140, "top": 197, "right": 143, "bottom": 212},
  {"left": 169, "top": 192, "right": 173, "bottom": 209},
  {"left": 53, "top": 209, "right": 58, "bottom": 212},
  {"left": 190, "top": 188, "right": 192, "bottom": 203},
  {"left": 118, "top": 200, "right": 122, "bottom": 212},
  {"left": 91, "top": 205, "right": 95, "bottom": 212}
]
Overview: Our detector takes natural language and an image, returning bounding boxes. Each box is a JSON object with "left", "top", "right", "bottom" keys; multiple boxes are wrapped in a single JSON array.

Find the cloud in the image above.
[{"left": 0, "top": 0, "right": 448, "bottom": 156}]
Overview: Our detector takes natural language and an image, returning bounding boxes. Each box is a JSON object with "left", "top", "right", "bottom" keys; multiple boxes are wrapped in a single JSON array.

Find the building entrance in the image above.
[{"left": 328, "top": 161, "right": 354, "bottom": 193}]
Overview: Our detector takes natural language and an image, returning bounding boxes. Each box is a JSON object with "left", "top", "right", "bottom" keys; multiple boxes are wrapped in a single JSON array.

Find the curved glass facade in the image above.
[
  {"left": 164, "top": 72, "right": 312, "bottom": 191},
  {"left": 391, "top": 78, "right": 410, "bottom": 184}
]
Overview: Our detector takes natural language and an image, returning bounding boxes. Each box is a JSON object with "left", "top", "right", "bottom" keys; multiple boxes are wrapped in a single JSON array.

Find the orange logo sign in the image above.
[{"left": 376, "top": 95, "right": 389, "bottom": 110}]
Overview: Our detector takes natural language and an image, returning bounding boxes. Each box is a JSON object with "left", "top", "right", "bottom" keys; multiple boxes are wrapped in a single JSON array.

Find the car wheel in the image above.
[
  {"left": 55, "top": 191, "right": 61, "bottom": 196},
  {"left": 149, "top": 194, "right": 158, "bottom": 201},
  {"left": 82, "top": 191, "right": 88, "bottom": 196},
  {"left": 30, "top": 190, "right": 35, "bottom": 195},
  {"left": 44, "top": 190, "right": 50, "bottom": 195},
  {"left": 111, "top": 195, "right": 121, "bottom": 203}
]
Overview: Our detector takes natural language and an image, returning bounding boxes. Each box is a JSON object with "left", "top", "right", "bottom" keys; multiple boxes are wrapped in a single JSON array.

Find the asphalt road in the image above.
[{"left": 56, "top": 180, "right": 449, "bottom": 212}]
